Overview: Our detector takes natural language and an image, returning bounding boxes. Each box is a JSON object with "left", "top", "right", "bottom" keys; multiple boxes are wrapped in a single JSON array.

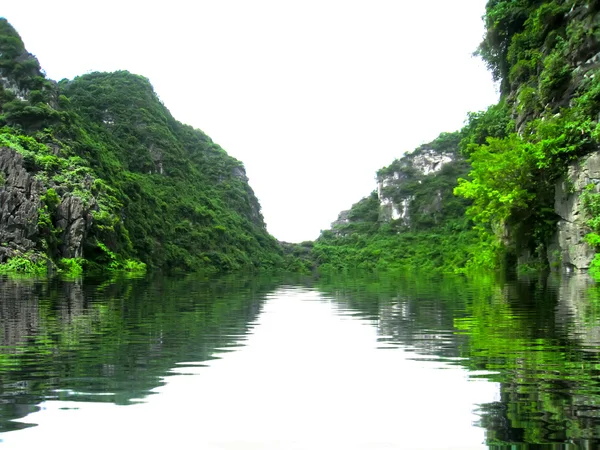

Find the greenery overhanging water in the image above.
[{"left": 1, "top": 271, "right": 600, "bottom": 447}]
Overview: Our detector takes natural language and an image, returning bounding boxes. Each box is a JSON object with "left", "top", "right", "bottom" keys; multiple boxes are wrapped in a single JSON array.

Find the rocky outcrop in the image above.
[
  {"left": 330, "top": 210, "right": 351, "bottom": 235},
  {"left": 377, "top": 147, "right": 458, "bottom": 225},
  {"left": 55, "top": 194, "right": 94, "bottom": 259},
  {"left": 408, "top": 149, "right": 455, "bottom": 176},
  {"left": 0, "top": 75, "right": 29, "bottom": 101},
  {"left": 0, "top": 147, "right": 96, "bottom": 262},
  {"left": 0, "top": 147, "right": 42, "bottom": 261},
  {"left": 548, "top": 152, "right": 600, "bottom": 272}
]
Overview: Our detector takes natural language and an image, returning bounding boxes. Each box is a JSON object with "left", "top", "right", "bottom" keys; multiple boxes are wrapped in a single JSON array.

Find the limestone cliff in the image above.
[
  {"left": 375, "top": 133, "right": 470, "bottom": 230},
  {"left": 0, "top": 19, "right": 283, "bottom": 273},
  {"left": 0, "top": 147, "right": 42, "bottom": 261},
  {"left": 549, "top": 153, "right": 600, "bottom": 271},
  {"left": 313, "top": 1, "right": 600, "bottom": 274},
  {"left": 326, "top": 131, "right": 471, "bottom": 243},
  {"left": 377, "top": 145, "right": 459, "bottom": 225},
  {"left": 0, "top": 145, "right": 100, "bottom": 264},
  {"left": 457, "top": 0, "right": 600, "bottom": 274}
]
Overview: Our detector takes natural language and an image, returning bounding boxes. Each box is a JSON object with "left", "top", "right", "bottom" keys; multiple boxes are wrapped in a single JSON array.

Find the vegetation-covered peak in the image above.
[
  {"left": 0, "top": 19, "right": 283, "bottom": 275},
  {"left": 63, "top": 71, "right": 167, "bottom": 124},
  {"left": 0, "top": 18, "right": 59, "bottom": 131},
  {"left": 0, "top": 17, "right": 49, "bottom": 92},
  {"left": 0, "top": 18, "right": 26, "bottom": 57},
  {"left": 376, "top": 132, "right": 461, "bottom": 180},
  {"left": 0, "top": 18, "right": 38, "bottom": 80}
]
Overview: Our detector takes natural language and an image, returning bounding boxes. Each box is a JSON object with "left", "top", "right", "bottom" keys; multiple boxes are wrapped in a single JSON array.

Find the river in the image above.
[{"left": 0, "top": 271, "right": 599, "bottom": 449}]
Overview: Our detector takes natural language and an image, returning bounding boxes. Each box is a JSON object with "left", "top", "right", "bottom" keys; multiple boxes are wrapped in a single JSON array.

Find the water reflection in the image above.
[
  {"left": 554, "top": 274, "right": 600, "bottom": 351},
  {"left": 315, "top": 272, "right": 600, "bottom": 447},
  {"left": 2, "top": 285, "right": 493, "bottom": 450},
  {"left": 1, "top": 271, "right": 600, "bottom": 448},
  {"left": 0, "top": 273, "right": 277, "bottom": 431}
]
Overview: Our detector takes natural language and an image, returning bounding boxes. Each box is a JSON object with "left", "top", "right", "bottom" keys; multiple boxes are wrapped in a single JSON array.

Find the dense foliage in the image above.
[
  {"left": 312, "top": 0, "right": 600, "bottom": 275},
  {"left": 311, "top": 133, "right": 481, "bottom": 273},
  {"left": 457, "top": 0, "right": 600, "bottom": 272},
  {"left": 0, "top": 19, "right": 283, "bottom": 274},
  {"left": 59, "top": 71, "right": 283, "bottom": 272},
  {"left": 4, "top": 0, "right": 600, "bottom": 276}
]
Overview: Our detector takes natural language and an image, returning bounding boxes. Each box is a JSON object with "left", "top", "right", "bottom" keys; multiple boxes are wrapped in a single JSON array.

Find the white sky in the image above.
[{"left": 2, "top": 0, "right": 498, "bottom": 243}]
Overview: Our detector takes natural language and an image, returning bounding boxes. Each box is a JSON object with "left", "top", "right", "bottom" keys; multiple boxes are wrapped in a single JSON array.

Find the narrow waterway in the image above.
[{"left": 0, "top": 272, "right": 599, "bottom": 449}]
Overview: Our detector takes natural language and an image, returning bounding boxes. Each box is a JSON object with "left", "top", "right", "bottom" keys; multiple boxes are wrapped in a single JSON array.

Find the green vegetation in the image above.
[
  {"left": 581, "top": 184, "right": 600, "bottom": 277},
  {"left": 3, "top": 0, "right": 600, "bottom": 277},
  {"left": 0, "top": 19, "right": 284, "bottom": 275},
  {"left": 311, "top": 0, "right": 600, "bottom": 274},
  {"left": 0, "top": 253, "right": 48, "bottom": 275},
  {"left": 279, "top": 241, "right": 317, "bottom": 273},
  {"left": 311, "top": 132, "right": 487, "bottom": 273},
  {"left": 58, "top": 257, "right": 85, "bottom": 276},
  {"left": 455, "top": 0, "right": 600, "bottom": 272}
]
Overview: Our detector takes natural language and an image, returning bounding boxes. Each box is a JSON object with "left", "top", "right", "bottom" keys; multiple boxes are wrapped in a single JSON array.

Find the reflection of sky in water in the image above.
[{"left": 3, "top": 288, "right": 498, "bottom": 450}]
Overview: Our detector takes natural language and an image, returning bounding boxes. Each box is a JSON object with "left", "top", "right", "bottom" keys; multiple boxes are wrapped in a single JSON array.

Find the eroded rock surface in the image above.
[
  {"left": 377, "top": 148, "right": 458, "bottom": 225},
  {"left": 0, "top": 147, "right": 42, "bottom": 261},
  {"left": 55, "top": 194, "right": 94, "bottom": 259},
  {"left": 0, "top": 147, "right": 96, "bottom": 261},
  {"left": 549, "top": 152, "right": 600, "bottom": 271}
]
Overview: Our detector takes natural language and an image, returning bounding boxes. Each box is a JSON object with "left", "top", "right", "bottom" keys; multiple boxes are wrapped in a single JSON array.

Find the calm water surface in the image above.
[{"left": 0, "top": 272, "right": 599, "bottom": 449}]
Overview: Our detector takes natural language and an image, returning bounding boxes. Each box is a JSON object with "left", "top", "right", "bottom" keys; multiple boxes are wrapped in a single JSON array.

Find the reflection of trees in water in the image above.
[
  {"left": 4, "top": 271, "right": 600, "bottom": 445},
  {"left": 0, "top": 273, "right": 280, "bottom": 430},
  {"left": 317, "top": 275, "right": 474, "bottom": 359},
  {"left": 467, "top": 275, "right": 600, "bottom": 446},
  {"left": 316, "top": 273, "right": 600, "bottom": 446}
]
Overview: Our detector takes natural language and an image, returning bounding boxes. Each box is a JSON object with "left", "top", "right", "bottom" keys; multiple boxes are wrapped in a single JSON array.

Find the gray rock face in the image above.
[
  {"left": 55, "top": 194, "right": 93, "bottom": 259},
  {"left": 377, "top": 148, "right": 456, "bottom": 224},
  {"left": 232, "top": 166, "right": 249, "bottom": 182},
  {"left": 0, "top": 147, "right": 42, "bottom": 261},
  {"left": 330, "top": 210, "right": 351, "bottom": 235},
  {"left": 0, "top": 75, "right": 29, "bottom": 101},
  {"left": 409, "top": 149, "right": 455, "bottom": 176},
  {"left": 0, "top": 146, "right": 95, "bottom": 262},
  {"left": 548, "top": 151, "right": 600, "bottom": 271}
]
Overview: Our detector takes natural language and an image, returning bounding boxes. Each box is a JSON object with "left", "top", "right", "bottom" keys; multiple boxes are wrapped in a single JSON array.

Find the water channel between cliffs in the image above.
[{"left": 0, "top": 272, "right": 598, "bottom": 449}]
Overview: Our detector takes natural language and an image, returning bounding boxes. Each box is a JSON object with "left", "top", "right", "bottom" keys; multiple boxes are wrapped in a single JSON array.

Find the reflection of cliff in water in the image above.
[
  {"left": 317, "top": 275, "right": 471, "bottom": 359},
  {"left": 0, "top": 278, "right": 90, "bottom": 349},
  {"left": 0, "top": 279, "right": 41, "bottom": 350},
  {"left": 316, "top": 273, "right": 600, "bottom": 446},
  {"left": 0, "top": 273, "right": 280, "bottom": 431},
  {"left": 553, "top": 274, "right": 600, "bottom": 351},
  {"left": 475, "top": 274, "right": 600, "bottom": 447}
]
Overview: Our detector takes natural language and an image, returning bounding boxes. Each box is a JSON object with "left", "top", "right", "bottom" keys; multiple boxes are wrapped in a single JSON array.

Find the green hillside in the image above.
[
  {"left": 0, "top": 18, "right": 283, "bottom": 274},
  {"left": 313, "top": 0, "right": 600, "bottom": 275}
]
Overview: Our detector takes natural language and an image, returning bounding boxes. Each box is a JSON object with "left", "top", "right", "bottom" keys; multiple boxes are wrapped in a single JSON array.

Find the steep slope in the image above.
[
  {"left": 457, "top": 0, "right": 600, "bottom": 273},
  {"left": 316, "top": 0, "right": 600, "bottom": 275},
  {"left": 312, "top": 132, "right": 478, "bottom": 272},
  {"left": 0, "top": 19, "right": 282, "bottom": 274}
]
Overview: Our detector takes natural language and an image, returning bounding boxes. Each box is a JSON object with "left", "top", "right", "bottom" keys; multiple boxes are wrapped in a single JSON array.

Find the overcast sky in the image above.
[{"left": 3, "top": 0, "right": 498, "bottom": 243}]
